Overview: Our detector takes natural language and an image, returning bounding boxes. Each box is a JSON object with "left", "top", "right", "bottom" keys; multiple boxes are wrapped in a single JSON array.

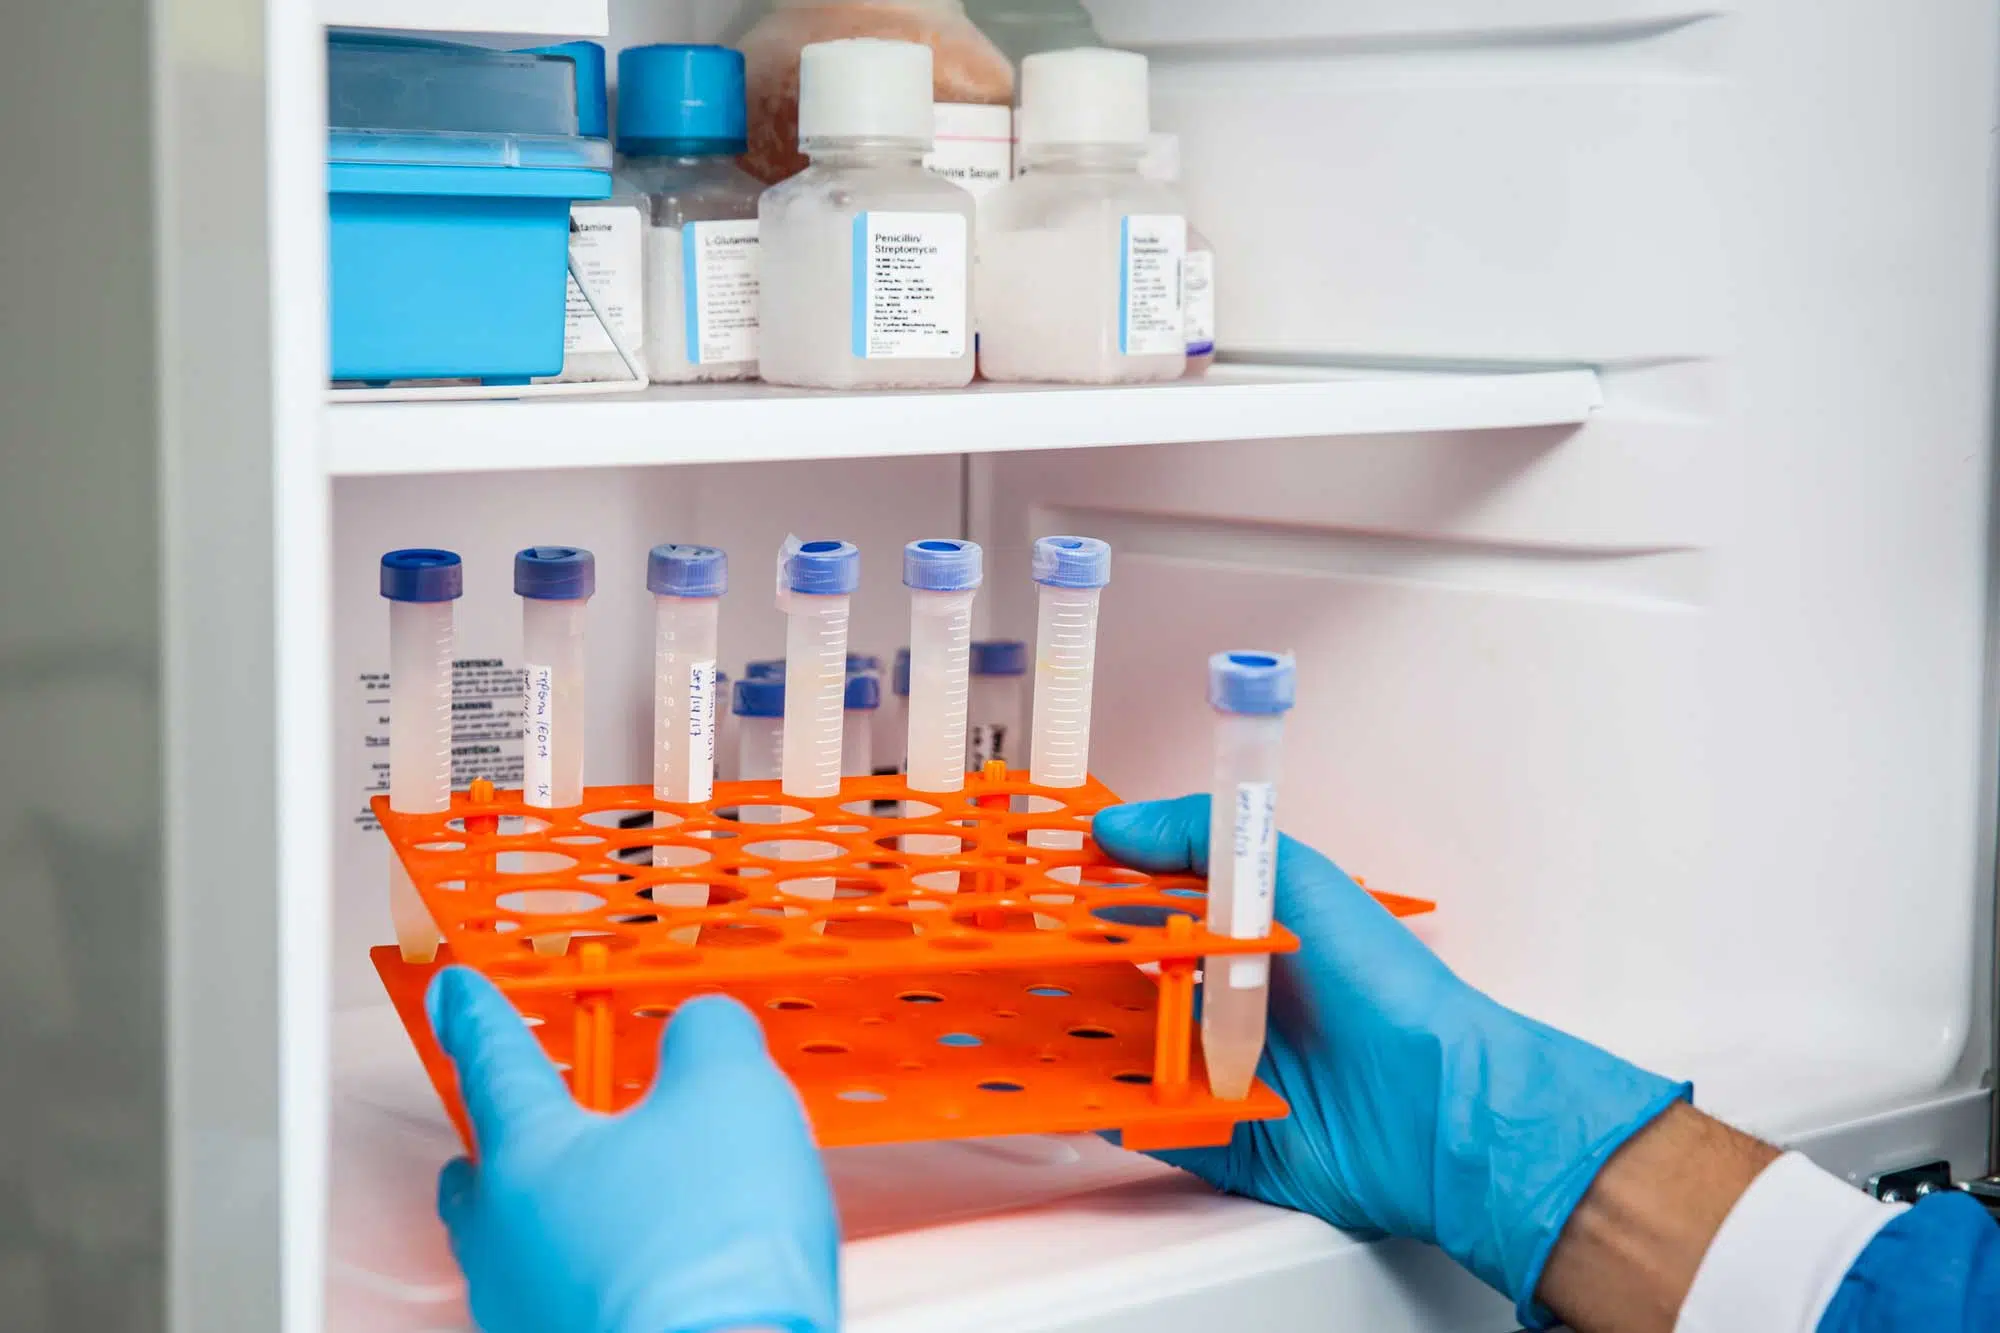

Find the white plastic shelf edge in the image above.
[{"left": 320, "top": 365, "right": 1603, "bottom": 478}]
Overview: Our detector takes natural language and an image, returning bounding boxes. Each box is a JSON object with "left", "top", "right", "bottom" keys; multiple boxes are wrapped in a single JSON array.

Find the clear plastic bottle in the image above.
[
  {"left": 759, "top": 39, "right": 977, "bottom": 389},
  {"left": 978, "top": 49, "right": 1186, "bottom": 384},
  {"left": 1139, "top": 131, "right": 1215, "bottom": 376},
  {"left": 739, "top": 0, "right": 1014, "bottom": 190},
  {"left": 962, "top": 0, "right": 1100, "bottom": 67},
  {"left": 619, "top": 45, "right": 764, "bottom": 384}
]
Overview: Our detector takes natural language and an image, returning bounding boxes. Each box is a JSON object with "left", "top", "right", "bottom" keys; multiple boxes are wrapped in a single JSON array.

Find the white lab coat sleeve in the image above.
[{"left": 1674, "top": 1151, "right": 1905, "bottom": 1333}]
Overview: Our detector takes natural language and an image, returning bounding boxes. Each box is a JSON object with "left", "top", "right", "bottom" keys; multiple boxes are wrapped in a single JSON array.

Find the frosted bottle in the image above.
[
  {"left": 967, "top": 639, "right": 1026, "bottom": 771},
  {"left": 979, "top": 49, "right": 1186, "bottom": 384},
  {"left": 903, "top": 540, "right": 982, "bottom": 891},
  {"left": 1202, "top": 652, "right": 1295, "bottom": 1102},
  {"left": 779, "top": 540, "right": 861, "bottom": 899},
  {"left": 1139, "top": 132, "right": 1215, "bottom": 376},
  {"left": 759, "top": 40, "right": 977, "bottom": 389},
  {"left": 619, "top": 45, "right": 763, "bottom": 383},
  {"left": 516, "top": 546, "right": 594, "bottom": 955},
  {"left": 381, "top": 549, "right": 462, "bottom": 963},
  {"left": 1028, "top": 536, "right": 1111, "bottom": 878}
]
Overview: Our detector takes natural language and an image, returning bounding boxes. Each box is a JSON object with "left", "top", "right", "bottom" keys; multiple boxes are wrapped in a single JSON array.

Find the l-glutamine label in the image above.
[
  {"left": 681, "top": 220, "right": 759, "bottom": 365},
  {"left": 687, "top": 658, "right": 716, "bottom": 803},
  {"left": 1184, "top": 249, "right": 1216, "bottom": 357},
  {"left": 923, "top": 103, "right": 1013, "bottom": 198},
  {"left": 523, "top": 663, "right": 555, "bottom": 807},
  {"left": 1119, "top": 214, "right": 1188, "bottom": 357},
  {"left": 1230, "top": 780, "right": 1277, "bottom": 941},
  {"left": 851, "top": 211, "right": 968, "bottom": 360}
]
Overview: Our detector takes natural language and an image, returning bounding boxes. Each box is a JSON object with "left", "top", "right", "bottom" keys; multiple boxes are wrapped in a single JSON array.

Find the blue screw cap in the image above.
[
  {"left": 617, "top": 44, "right": 748, "bottom": 157},
  {"left": 380, "top": 549, "right": 463, "bottom": 603},
  {"left": 849, "top": 653, "right": 882, "bottom": 674},
  {"left": 515, "top": 546, "right": 596, "bottom": 600},
  {"left": 648, "top": 544, "right": 727, "bottom": 598},
  {"left": 733, "top": 676, "right": 785, "bottom": 718},
  {"left": 1208, "top": 651, "right": 1297, "bottom": 716},
  {"left": 970, "top": 639, "right": 1028, "bottom": 677},
  {"left": 844, "top": 673, "right": 882, "bottom": 710},
  {"left": 903, "top": 538, "right": 983, "bottom": 592},
  {"left": 785, "top": 540, "right": 860, "bottom": 596},
  {"left": 1032, "top": 536, "right": 1111, "bottom": 590}
]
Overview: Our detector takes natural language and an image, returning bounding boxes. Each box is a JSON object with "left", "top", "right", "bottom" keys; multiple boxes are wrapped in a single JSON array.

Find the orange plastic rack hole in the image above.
[{"left": 372, "top": 763, "right": 1434, "bottom": 1150}]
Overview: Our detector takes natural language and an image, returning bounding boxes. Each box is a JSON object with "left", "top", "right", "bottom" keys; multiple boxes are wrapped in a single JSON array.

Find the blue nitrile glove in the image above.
[
  {"left": 1094, "top": 796, "right": 1689, "bottom": 1329},
  {"left": 427, "top": 966, "right": 840, "bottom": 1333}
]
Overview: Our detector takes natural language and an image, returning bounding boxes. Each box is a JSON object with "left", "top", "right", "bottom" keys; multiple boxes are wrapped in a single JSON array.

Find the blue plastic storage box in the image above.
[{"left": 327, "top": 37, "right": 612, "bottom": 384}]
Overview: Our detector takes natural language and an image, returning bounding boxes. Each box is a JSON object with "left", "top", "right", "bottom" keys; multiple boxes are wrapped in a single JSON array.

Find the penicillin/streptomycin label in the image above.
[
  {"left": 851, "top": 212, "right": 969, "bottom": 360},
  {"left": 1228, "top": 779, "right": 1277, "bottom": 988},
  {"left": 1119, "top": 214, "right": 1187, "bottom": 357}
]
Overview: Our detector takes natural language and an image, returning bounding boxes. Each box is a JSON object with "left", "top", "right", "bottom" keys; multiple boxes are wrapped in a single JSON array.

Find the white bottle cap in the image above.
[
  {"left": 1137, "top": 130, "right": 1181, "bottom": 183},
  {"left": 1018, "top": 48, "right": 1150, "bottom": 150},
  {"left": 797, "top": 39, "right": 935, "bottom": 147}
]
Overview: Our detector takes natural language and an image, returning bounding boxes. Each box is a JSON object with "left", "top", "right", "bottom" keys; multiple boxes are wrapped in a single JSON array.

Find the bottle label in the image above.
[
  {"left": 681, "top": 220, "right": 760, "bottom": 365},
  {"left": 687, "top": 658, "right": 716, "bottom": 803},
  {"left": 523, "top": 663, "right": 555, "bottom": 808},
  {"left": 1185, "top": 248, "right": 1216, "bottom": 357},
  {"left": 924, "top": 102, "right": 1014, "bottom": 198},
  {"left": 1120, "top": 215, "right": 1188, "bottom": 357},
  {"left": 851, "top": 211, "right": 969, "bottom": 360},
  {"left": 561, "top": 204, "right": 643, "bottom": 361},
  {"left": 1229, "top": 780, "right": 1277, "bottom": 943}
]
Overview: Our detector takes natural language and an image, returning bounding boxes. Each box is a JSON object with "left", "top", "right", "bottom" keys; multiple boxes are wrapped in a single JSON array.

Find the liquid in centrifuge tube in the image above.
[
  {"left": 1028, "top": 536, "right": 1110, "bottom": 877},
  {"left": 516, "top": 545, "right": 595, "bottom": 955},
  {"left": 778, "top": 538, "right": 860, "bottom": 898},
  {"left": 902, "top": 539, "right": 982, "bottom": 891},
  {"left": 381, "top": 548, "right": 462, "bottom": 963},
  {"left": 649, "top": 545, "right": 727, "bottom": 945}
]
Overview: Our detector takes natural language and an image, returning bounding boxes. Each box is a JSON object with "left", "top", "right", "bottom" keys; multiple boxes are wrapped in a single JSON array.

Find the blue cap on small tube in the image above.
[
  {"left": 525, "top": 41, "right": 608, "bottom": 138},
  {"left": 903, "top": 538, "right": 983, "bottom": 592},
  {"left": 785, "top": 540, "right": 860, "bottom": 595},
  {"left": 844, "top": 673, "right": 882, "bottom": 710},
  {"left": 1208, "top": 651, "right": 1297, "bottom": 716},
  {"left": 970, "top": 640, "right": 1028, "bottom": 677},
  {"left": 733, "top": 676, "right": 784, "bottom": 718},
  {"left": 893, "top": 647, "right": 911, "bottom": 697},
  {"left": 745, "top": 658, "right": 784, "bottom": 680},
  {"left": 617, "top": 44, "right": 748, "bottom": 157},
  {"left": 848, "top": 653, "right": 882, "bottom": 674},
  {"left": 648, "top": 544, "right": 728, "bottom": 598},
  {"left": 515, "top": 546, "right": 596, "bottom": 600},
  {"left": 381, "top": 549, "right": 463, "bottom": 603},
  {"left": 1032, "top": 536, "right": 1111, "bottom": 589}
]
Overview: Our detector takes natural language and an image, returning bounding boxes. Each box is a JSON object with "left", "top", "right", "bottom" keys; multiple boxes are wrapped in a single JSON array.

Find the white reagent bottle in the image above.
[
  {"left": 978, "top": 49, "right": 1185, "bottom": 384},
  {"left": 381, "top": 549, "right": 462, "bottom": 963},
  {"left": 759, "top": 39, "right": 976, "bottom": 389},
  {"left": 1202, "top": 651, "right": 1295, "bottom": 1102}
]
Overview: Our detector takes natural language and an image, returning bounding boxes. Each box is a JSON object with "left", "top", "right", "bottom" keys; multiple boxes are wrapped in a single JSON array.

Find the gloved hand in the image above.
[
  {"left": 1094, "top": 796, "right": 1688, "bottom": 1329},
  {"left": 426, "top": 966, "right": 841, "bottom": 1333}
]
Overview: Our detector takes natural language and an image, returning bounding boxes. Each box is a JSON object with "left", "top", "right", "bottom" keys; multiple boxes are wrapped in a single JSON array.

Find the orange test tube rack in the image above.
[{"left": 371, "top": 762, "right": 1434, "bottom": 1152}]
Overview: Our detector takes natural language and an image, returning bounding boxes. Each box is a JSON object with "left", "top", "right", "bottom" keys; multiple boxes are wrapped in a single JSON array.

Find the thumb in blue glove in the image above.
[
  {"left": 1094, "top": 796, "right": 1688, "bottom": 1329},
  {"left": 427, "top": 966, "right": 841, "bottom": 1333}
]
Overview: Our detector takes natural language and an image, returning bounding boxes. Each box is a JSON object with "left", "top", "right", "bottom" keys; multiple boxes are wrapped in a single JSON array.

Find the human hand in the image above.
[
  {"left": 1093, "top": 796, "right": 1688, "bottom": 1328},
  {"left": 426, "top": 966, "right": 840, "bottom": 1333}
]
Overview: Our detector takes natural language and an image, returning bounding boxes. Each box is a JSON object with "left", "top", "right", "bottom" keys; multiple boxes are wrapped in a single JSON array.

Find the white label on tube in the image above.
[
  {"left": 1119, "top": 214, "right": 1187, "bottom": 357},
  {"left": 687, "top": 658, "right": 716, "bottom": 804},
  {"left": 1228, "top": 956, "right": 1271, "bottom": 990},
  {"left": 682, "top": 220, "right": 760, "bottom": 364},
  {"left": 523, "top": 663, "right": 555, "bottom": 808},
  {"left": 923, "top": 103, "right": 1013, "bottom": 198},
  {"left": 563, "top": 204, "right": 643, "bottom": 356},
  {"left": 1229, "top": 780, "right": 1277, "bottom": 940},
  {"left": 1185, "top": 249, "right": 1216, "bottom": 356},
  {"left": 851, "top": 212, "right": 968, "bottom": 360}
]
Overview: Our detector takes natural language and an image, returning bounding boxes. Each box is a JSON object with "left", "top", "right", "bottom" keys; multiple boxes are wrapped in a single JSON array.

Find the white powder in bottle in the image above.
[
  {"left": 759, "top": 39, "right": 977, "bottom": 389},
  {"left": 978, "top": 49, "right": 1186, "bottom": 385}
]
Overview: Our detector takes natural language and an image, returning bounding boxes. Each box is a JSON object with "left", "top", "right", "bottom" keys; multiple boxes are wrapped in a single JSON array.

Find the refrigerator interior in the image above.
[{"left": 315, "top": 1, "right": 1999, "bottom": 1330}]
